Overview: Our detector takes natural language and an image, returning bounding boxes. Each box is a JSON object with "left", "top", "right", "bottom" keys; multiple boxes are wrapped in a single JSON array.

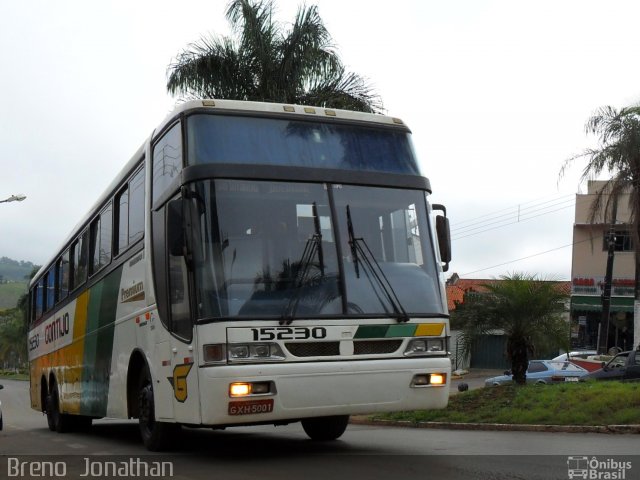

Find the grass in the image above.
[
  {"left": 0, "top": 369, "right": 29, "bottom": 381},
  {"left": 0, "top": 281, "right": 27, "bottom": 309},
  {"left": 375, "top": 381, "right": 640, "bottom": 426}
]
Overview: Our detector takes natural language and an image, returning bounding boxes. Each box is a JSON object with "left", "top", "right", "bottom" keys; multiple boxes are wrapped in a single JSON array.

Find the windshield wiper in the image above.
[
  {"left": 346, "top": 205, "right": 410, "bottom": 323},
  {"left": 280, "top": 203, "right": 325, "bottom": 325}
]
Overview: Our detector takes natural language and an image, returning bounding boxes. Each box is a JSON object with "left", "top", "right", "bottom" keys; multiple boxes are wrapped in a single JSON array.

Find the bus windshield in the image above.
[
  {"left": 186, "top": 114, "right": 421, "bottom": 175},
  {"left": 190, "top": 179, "right": 444, "bottom": 320}
]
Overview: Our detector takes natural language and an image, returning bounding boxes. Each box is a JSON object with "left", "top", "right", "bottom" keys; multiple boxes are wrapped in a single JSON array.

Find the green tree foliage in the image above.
[
  {"left": 0, "top": 266, "right": 37, "bottom": 370},
  {"left": 0, "top": 307, "right": 26, "bottom": 369},
  {"left": 167, "top": 0, "right": 382, "bottom": 113},
  {"left": 562, "top": 105, "right": 640, "bottom": 346},
  {"left": 452, "top": 273, "right": 569, "bottom": 385}
]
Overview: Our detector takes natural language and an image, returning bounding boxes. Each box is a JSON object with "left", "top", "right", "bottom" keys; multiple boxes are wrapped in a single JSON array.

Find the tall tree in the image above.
[
  {"left": 167, "top": 0, "right": 382, "bottom": 113},
  {"left": 453, "top": 273, "right": 569, "bottom": 385},
  {"left": 562, "top": 105, "right": 640, "bottom": 349}
]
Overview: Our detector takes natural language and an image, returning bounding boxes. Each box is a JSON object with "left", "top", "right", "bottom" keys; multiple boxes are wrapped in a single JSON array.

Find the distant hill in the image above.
[{"left": 0, "top": 257, "right": 38, "bottom": 283}]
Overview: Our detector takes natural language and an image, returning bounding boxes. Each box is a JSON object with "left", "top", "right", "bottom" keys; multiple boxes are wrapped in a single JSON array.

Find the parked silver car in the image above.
[{"left": 485, "top": 360, "right": 589, "bottom": 386}]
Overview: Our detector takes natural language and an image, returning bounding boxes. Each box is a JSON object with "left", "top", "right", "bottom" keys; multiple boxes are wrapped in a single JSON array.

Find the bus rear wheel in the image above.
[
  {"left": 46, "top": 382, "right": 73, "bottom": 433},
  {"left": 138, "top": 367, "right": 180, "bottom": 451},
  {"left": 301, "top": 415, "right": 349, "bottom": 441}
]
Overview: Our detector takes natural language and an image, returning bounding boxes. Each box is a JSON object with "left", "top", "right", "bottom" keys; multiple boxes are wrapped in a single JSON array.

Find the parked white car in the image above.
[{"left": 551, "top": 350, "right": 598, "bottom": 362}]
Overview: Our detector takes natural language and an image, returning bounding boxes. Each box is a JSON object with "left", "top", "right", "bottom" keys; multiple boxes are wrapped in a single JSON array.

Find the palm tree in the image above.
[
  {"left": 562, "top": 105, "right": 640, "bottom": 349},
  {"left": 453, "top": 273, "right": 569, "bottom": 385},
  {"left": 166, "top": 0, "right": 382, "bottom": 113}
]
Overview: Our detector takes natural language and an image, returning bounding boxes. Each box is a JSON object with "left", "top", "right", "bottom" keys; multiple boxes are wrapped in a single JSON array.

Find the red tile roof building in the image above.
[{"left": 446, "top": 273, "right": 571, "bottom": 312}]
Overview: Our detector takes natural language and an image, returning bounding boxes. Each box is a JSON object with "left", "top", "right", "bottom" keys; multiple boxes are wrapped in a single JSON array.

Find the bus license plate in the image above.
[{"left": 228, "top": 399, "right": 274, "bottom": 416}]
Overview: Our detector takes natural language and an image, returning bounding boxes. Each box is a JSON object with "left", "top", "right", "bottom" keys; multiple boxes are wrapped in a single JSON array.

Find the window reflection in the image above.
[
  {"left": 332, "top": 185, "right": 443, "bottom": 315},
  {"left": 192, "top": 180, "right": 341, "bottom": 319},
  {"left": 190, "top": 180, "right": 444, "bottom": 320},
  {"left": 187, "top": 114, "right": 420, "bottom": 176}
]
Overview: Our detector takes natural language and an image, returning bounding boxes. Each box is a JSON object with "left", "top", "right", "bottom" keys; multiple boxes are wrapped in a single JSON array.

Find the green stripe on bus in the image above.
[
  {"left": 385, "top": 324, "right": 417, "bottom": 338},
  {"left": 80, "top": 265, "right": 123, "bottom": 417},
  {"left": 354, "top": 325, "right": 389, "bottom": 339}
]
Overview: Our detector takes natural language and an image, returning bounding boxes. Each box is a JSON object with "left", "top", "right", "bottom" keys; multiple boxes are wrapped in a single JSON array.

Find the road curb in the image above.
[{"left": 349, "top": 417, "right": 640, "bottom": 434}]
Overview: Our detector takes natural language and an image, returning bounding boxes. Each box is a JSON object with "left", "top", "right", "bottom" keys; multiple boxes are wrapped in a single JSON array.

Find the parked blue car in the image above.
[{"left": 485, "top": 360, "right": 589, "bottom": 386}]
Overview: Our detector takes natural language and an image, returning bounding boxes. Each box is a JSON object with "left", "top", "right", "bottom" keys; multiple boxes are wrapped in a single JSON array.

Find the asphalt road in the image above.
[{"left": 1, "top": 378, "right": 639, "bottom": 480}]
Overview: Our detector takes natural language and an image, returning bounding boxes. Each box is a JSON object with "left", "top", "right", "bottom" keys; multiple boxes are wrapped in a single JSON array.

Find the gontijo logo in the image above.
[
  {"left": 44, "top": 312, "right": 70, "bottom": 344},
  {"left": 27, "top": 301, "right": 76, "bottom": 361}
]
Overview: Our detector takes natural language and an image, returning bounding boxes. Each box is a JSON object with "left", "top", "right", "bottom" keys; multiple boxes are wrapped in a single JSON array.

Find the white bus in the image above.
[{"left": 28, "top": 100, "right": 452, "bottom": 450}]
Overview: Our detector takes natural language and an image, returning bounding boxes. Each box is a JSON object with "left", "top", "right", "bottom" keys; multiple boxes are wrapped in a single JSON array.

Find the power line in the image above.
[
  {"left": 451, "top": 193, "right": 575, "bottom": 230},
  {"left": 460, "top": 237, "right": 591, "bottom": 276},
  {"left": 452, "top": 201, "right": 575, "bottom": 241},
  {"left": 451, "top": 194, "right": 575, "bottom": 233}
]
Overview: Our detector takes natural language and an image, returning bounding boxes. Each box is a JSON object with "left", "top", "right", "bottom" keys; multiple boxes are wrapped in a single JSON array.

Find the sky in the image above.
[{"left": 1, "top": 0, "right": 639, "bottom": 281}]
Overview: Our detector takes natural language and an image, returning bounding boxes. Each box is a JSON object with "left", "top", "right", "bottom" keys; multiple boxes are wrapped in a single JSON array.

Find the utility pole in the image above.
[{"left": 599, "top": 197, "right": 618, "bottom": 355}]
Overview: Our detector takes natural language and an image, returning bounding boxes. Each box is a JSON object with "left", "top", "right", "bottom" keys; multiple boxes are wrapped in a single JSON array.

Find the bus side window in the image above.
[
  {"left": 30, "top": 288, "right": 36, "bottom": 324},
  {"left": 57, "top": 249, "right": 70, "bottom": 302},
  {"left": 35, "top": 279, "right": 44, "bottom": 320},
  {"left": 90, "top": 203, "right": 113, "bottom": 275},
  {"left": 45, "top": 267, "right": 55, "bottom": 311},
  {"left": 115, "top": 164, "right": 145, "bottom": 256},
  {"left": 71, "top": 231, "right": 88, "bottom": 290},
  {"left": 152, "top": 123, "right": 182, "bottom": 206},
  {"left": 115, "top": 185, "right": 129, "bottom": 255},
  {"left": 129, "top": 166, "right": 145, "bottom": 244}
]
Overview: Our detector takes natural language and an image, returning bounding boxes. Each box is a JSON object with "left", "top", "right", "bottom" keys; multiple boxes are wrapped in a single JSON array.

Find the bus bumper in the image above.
[{"left": 198, "top": 357, "right": 450, "bottom": 426}]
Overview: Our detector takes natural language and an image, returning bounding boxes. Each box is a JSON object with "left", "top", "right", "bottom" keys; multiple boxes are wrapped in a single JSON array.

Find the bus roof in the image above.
[{"left": 154, "top": 99, "right": 409, "bottom": 135}]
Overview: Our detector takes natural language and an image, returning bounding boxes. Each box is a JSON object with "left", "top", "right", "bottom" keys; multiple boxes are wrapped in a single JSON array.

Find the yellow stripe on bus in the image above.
[
  {"left": 415, "top": 323, "right": 445, "bottom": 336},
  {"left": 62, "top": 291, "right": 90, "bottom": 414}
]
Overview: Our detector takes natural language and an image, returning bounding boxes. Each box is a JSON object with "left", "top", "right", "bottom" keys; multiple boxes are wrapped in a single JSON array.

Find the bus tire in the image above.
[
  {"left": 138, "top": 367, "right": 180, "bottom": 451},
  {"left": 46, "top": 382, "right": 72, "bottom": 433},
  {"left": 301, "top": 415, "right": 349, "bottom": 441}
]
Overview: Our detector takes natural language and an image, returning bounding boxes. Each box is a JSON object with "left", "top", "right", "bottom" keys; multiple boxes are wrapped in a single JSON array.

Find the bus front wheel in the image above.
[
  {"left": 137, "top": 367, "right": 180, "bottom": 451},
  {"left": 301, "top": 415, "right": 349, "bottom": 441}
]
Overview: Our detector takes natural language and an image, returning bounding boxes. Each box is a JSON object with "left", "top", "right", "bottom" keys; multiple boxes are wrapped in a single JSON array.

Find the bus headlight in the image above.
[
  {"left": 229, "top": 381, "right": 274, "bottom": 397},
  {"left": 404, "top": 338, "right": 445, "bottom": 356},
  {"left": 411, "top": 373, "right": 447, "bottom": 387},
  {"left": 227, "top": 343, "right": 286, "bottom": 362}
]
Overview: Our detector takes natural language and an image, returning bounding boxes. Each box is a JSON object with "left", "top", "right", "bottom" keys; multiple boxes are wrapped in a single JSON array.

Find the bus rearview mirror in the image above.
[{"left": 432, "top": 204, "right": 451, "bottom": 271}]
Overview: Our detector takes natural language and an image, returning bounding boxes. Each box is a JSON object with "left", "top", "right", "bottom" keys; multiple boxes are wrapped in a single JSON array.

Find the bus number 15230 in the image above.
[{"left": 250, "top": 327, "right": 327, "bottom": 341}]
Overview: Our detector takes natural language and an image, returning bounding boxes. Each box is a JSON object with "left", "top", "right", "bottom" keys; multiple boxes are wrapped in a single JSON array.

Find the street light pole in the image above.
[{"left": 0, "top": 194, "right": 26, "bottom": 204}]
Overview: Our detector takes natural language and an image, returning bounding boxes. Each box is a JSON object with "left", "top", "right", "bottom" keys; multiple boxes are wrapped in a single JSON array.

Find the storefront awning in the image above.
[{"left": 571, "top": 295, "right": 634, "bottom": 313}]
